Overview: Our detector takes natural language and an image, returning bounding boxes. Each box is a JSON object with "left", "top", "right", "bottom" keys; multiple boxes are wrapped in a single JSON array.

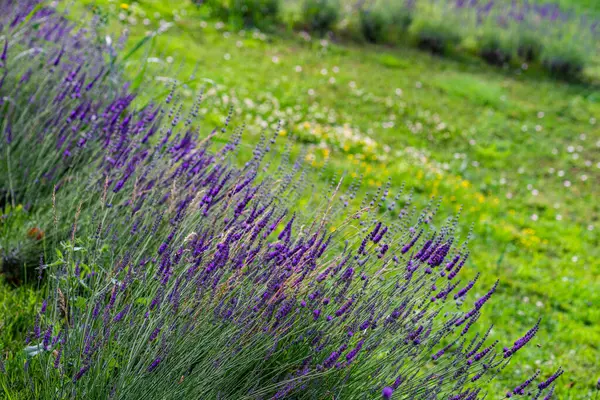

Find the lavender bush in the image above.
[
  {"left": 0, "top": 0, "right": 149, "bottom": 282},
  {"left": 0, "top": 0, "right": 125, "bottom": 208},
  {"left": 205, "top": 0, "right": 281, "bottom": 31},
  {"left": 406, "top": 0, "right": 596, "bottom": 76},
  {"left": 302, "top": 0, "right": 341, "bottom": 35},
  {"left": 1, "top": 1, "right": 563, "bottom": 399},
  {"left": 477, "top": 28, "right": 514, "bottom": 67},
  {"left": 409, "top": 14, "right": 463, "bottom": 55},
  {"left": 357, "top": 0, "right": 414, "bottom": 44}
]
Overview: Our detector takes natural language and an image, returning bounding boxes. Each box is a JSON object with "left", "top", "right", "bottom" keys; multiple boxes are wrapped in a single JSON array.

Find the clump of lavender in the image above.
[
  {"left": 1, "top": 2, "right": 561, "bottom": 400},
  {"left": 0, "top": 0, "right": 128, "bottom": 209},
  {"left": 11, "top": 90, "right": 560, "bottom": 399},
  {"left": 0, "top": 0, "right": 164, "bottom": 281}
]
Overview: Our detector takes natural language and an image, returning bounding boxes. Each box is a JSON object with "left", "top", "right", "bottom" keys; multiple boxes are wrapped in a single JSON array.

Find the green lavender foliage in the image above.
[
  {"left": 541, "top": 41, "right": 588, "bottom": 80},
  {"left": 358, "top": 0, "right": 414, "bottom": 44},
  {"left": 206, "top": 0, "right": 281, "bottom": 30},
  {"left": 410, "top": 17, "right": 463, "bottom": 56},
  {"left": 301, "top": 0, "right": 341, "bottom": 35}
]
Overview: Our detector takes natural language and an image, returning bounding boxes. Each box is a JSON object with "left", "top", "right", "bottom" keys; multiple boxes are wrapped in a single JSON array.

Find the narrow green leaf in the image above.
[
  {"left": 1, "top": 380, "right": 13, "bottom": 400},
  {"left": 121, "top": 35, "right": 152, "bottom": 64},
  {"left": 131, "top": 35, "right": 156, "bottom": 91}
]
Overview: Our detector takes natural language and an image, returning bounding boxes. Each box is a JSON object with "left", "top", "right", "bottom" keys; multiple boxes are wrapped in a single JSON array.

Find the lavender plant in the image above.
[
  {"left": 357, "top": 0, "right": 414, "bottom": 44},
  {"left": 302, "top": 0, "right": 341, "bottom": 35},
  {"left": 0, "top": 0, "right": 152, "bottom": 282},
  {"left": 0, "top": 2, "right": 563, "bottom": 400},
  {"left": 0, "top": 0, "right": 125, "bottom": 208},
  {"left": 478, "top": 28, "right": 514, "bottom": 67},
  {"left": 205, "top": 0, "right": 281, "bottom": 31},
  {"left": 9, "top": 97, "right": 562, "bottom": 398}
]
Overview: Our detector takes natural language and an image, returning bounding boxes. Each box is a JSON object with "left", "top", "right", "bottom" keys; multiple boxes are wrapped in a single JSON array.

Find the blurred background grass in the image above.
[{"left": 1, "top": 0, "right": 598, "bottom": 398}]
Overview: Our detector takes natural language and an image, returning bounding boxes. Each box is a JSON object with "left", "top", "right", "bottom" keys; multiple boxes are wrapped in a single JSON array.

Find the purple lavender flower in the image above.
[
  {"left": 42, "top": 324, "right": 53, "bottom": 350},
  {"left": 537, "top": 367, "right": 564, "bottom": 390},
  {"left": 34, "top": 314, "right": 41, "bottom": 339},
  {"left": 474, "top": 280, "right": 499, "bottom": 310},
  {"left": 322, "top": 344, "right": 347, "bottom": 369},
  {"left": 469, "top": 340, "right": 498, "bottom": 363},
  {"left": 108, "top": 286, "right": 119, "bottom": 309},
  {"left": 73, "top": 365, "right": 90, "bottom": 382},
  {"left": 401, "top": 230, "right": 422, "bottom": 254},
  {"left": 372, "top": 225, "right": 388, "bottom": 243},
  {"left": 432, "top": 342, "right": 454, "bottom": 361},
  {"left": 113, "top": 304, "right": 131, "bottom": 322},
  {"left": 382, "top": 386, "right": 394, "bottom": 399},
  {"left": 504, "top": 318, "right": 541, "bottom": 358},
  {"left": 445, "top": 254, "right": 461, "bottom": 271},
  {"left": 448, "top": 252, "right": 469, "bottom": 280},
  {"left": 54, "top": 347, "right": 62, "bottom": 369},
  {"left": 0, "top": 40, "right": 7, "bottom": 66},
  {"left": 345, "top": 339, "right": 364, "bottom": 362},
  {"left": 454, "top": 273, "right": 480, "bottom": 300},
  {"left": 335, "top": 297, "right": 354, "bottom": 317},
  {"left": 510, "top": 370, "right": 540, "bottom": 396},
  {"left": 313, "top": 309, "right": 321, "bottom": 320},
  {"left": 542, "top": 384, "right": 556, "bottom": 400},
  {"left": 92, "top": 300, "right": 102, "bottom": 319},
  {"left": 341, "top": 267, "right": 354, "bottom": 281},
  {"left": 147, "top": 357, "right": 162, "bottom": 372}
]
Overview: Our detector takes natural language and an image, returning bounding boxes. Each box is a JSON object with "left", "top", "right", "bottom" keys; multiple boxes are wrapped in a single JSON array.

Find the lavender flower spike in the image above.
[
  {"left": 504, "top": 318, "right": 541, "bottom": 358},
  {"left": 537, "top": 367, "right": 564, "bottom": 390},
  {"left": 382, "top": 386, "right": 394, "bottom": 399},
  {"left": 148, "top": 357, "right": 162, "bottom": 372}
]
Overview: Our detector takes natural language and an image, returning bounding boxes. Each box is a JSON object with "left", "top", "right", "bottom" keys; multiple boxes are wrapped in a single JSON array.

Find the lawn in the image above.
[{"left": 1, "top": 0, "right": 599, "bottom": 398}]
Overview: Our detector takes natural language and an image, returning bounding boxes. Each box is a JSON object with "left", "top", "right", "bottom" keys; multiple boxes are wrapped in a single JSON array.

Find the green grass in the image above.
[
  {"left": 2, "top": 0, "right": 599, "bottom": 398},
  {"left": 0, "top": 283, "right": 40, "bottom": 375}
]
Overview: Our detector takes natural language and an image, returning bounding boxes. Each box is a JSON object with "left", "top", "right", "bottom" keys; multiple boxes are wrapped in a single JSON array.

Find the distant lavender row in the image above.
[
  {"left": 357, "top": 0, "right": 599, "bottom": 39},
  {"left": 444, "top": 0, "right": 599, "bottom": 34},
  {"left": 1, "top": 2, "right": 561, "bottom": 399},
  {"left": 409, "top": 0, "right": 596, "bottom": 76},
  {"left": 205, "top": 0, "right": 597, "bottom": 79}
]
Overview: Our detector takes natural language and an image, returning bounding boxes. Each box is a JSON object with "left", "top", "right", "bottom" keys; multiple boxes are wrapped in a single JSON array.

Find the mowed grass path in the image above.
[{"left": 70, "top": 1, "right": 600, "bottom": 397}]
